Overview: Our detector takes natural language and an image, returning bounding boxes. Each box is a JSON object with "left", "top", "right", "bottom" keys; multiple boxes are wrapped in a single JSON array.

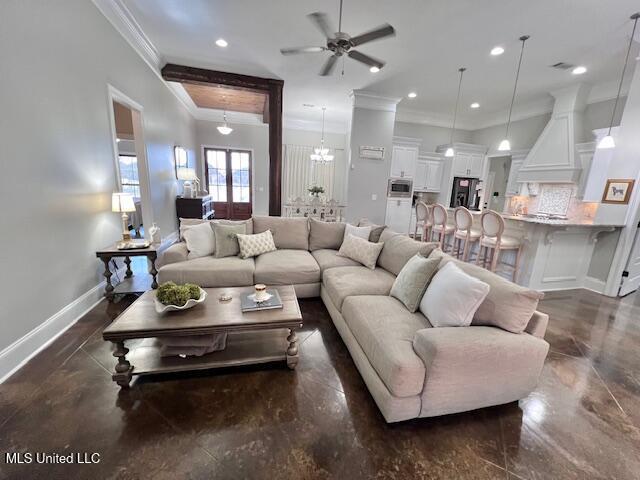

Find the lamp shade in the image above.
[
  {"left": 498, "top": 139, "right": 511, "bottom": 152},
  {"left": 177, "top": 167, "right": 197, "bottom": 181},
  {"left": 112, "top": 192, "right": 136, "bottom": 213},
  {"left": 444, "top": 147, "right": 454, "bottom": 157},
  {"left": 597, "top": 135, "right": 615, "bottom": 149},
  {"left": 217, "top": 125, "right": 233, "bottom": 135}
]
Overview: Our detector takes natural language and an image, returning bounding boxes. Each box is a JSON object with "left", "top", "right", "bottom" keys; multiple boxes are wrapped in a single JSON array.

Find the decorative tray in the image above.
[{"left": 154, "top": 288, "right": 207, "bottom": 313}]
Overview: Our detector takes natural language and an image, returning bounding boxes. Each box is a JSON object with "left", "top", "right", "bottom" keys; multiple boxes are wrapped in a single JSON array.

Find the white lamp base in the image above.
[{"left": 121, "top": 212, "right": 131, "bottom": 241}]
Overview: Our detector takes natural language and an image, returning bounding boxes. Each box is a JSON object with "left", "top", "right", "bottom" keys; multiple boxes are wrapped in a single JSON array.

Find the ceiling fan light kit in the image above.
[
  {"left": 597, "top": 12, "right": 639, "bottom": 150},
  {"left": 280, "top": 0, "right": 395, "bottom": 76},
  {"left": 499, "top": 35, "right": 530, "bottom": 153}
]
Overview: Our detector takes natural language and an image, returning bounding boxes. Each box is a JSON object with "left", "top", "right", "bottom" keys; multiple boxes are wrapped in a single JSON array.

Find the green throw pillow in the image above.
[
  {"left": 213, "top": 223, "right": 246, "bottom": 258},
  {"left": 390, "top": 254, "right": 440, "bottom": 312}
]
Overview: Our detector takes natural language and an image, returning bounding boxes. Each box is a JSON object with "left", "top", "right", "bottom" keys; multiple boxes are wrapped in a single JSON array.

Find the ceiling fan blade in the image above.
[
  {"left": 350, "top": 23, "right": 396, "bottom": 47},
  {"left": 319, "top": 54, "right": 339, "bottom": 76},
  {"left": 280, "top": 46, "right": 327, "bottom": 55},
  {"left": 307, "top": 12, "right": 336, "bottom": 38},
  {"left": 347, "top": 50, "right": 384, "bottom": 69}
]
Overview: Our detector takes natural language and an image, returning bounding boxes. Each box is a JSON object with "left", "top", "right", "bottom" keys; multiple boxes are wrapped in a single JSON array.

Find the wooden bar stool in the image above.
[
  {"left": 431, "top": 203, "right": 455, "bottom": 251},
  {"left": 414, "top": 201, "right": 433, "bottom": 241},
  {"left": 452, "top": 206, "right": 481, "bottom": 261},
  {"left": 476, "top": 210, "right": 523, "bottom": 282}
]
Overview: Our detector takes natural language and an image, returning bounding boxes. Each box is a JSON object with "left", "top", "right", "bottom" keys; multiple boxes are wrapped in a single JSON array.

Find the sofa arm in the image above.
[
  {"left": 524, "top": 311, "right": 548, "bottom": 339},
  {"left": 412, "top": 326, "right": 549, "bottom": 417},
  {"left": 159, "top": 242, "right": 189, "bottom": 266}
]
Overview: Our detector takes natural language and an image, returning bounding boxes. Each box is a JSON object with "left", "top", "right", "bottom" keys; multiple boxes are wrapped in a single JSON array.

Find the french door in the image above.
[{"left": 204, "top": 148, "right": 252, "bottom": 219}]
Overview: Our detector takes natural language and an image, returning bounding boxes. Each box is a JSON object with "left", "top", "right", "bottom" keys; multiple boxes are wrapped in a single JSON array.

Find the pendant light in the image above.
[
  {"left": 499, "top": 35, "right": 530, "bottom": 152},
  {"left": 217, "top": 90, "right": 233, "bottom": 135},
  {"left": 445, "top": 67, "right": 466, "bottom": 157},
  {"left": 310, "top": 107, "right": 334, "bottom": 163},
  {"left": 598, "top": 13, "right": 640, "bottom": 150}
]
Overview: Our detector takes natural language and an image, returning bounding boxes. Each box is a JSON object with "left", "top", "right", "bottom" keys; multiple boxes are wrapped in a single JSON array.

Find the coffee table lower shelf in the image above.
[{"left": 114, "top": 329, "right": 295, "bottom": 386}]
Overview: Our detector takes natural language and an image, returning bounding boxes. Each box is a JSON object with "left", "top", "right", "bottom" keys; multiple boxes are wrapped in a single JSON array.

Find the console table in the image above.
[{"left": 96, "top": 243, "right": 158, "bottom": 301}]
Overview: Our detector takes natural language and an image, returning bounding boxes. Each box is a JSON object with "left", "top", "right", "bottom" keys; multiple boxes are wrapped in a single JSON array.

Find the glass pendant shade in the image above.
[
  {"left": 597, "top": 135, "right": 615, "bottom": 149},
  {"left": 217, "top": 124, "right": 233, "bottom": 135},
  {"left": 498, "top": 139, "right": 511, "bottom": 151},
  {"left": 444, "top": 147, "right": 454, "bottom": 157},
  {"left": 311, "top": 107, "right": 334, "bottom": 163}
]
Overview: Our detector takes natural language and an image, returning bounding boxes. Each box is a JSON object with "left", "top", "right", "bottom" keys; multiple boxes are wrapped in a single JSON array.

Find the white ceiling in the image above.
[{"left": 123, "top": 0, "right": 640, "bottom": 131}]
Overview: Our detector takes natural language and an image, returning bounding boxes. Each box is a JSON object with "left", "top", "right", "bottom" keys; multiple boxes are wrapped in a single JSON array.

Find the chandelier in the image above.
[{"left": 311, "top": 107, "right": 334, "bottom": 163}]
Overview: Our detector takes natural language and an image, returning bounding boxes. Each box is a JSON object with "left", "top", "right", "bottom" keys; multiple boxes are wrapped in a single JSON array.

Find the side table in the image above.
[{"left": 96, "top": 243, "right": 158, "bottom": 301}]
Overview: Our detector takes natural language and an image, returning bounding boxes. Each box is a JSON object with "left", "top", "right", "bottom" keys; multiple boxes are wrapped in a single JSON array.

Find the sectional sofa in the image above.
[{"left": 159, "top": 216, "right": 550, "bottom": 423}]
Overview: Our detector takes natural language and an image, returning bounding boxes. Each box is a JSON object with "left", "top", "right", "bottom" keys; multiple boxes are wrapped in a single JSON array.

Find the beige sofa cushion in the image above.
[
  {"left": 311, "top": 249, "right": 361, "bottom": 272},
  {"left": 337, "top": 234, "right": 384, "bottom": 269},
  {"left": 253, "top": 216, "right": 309, "bottom": 250},
  {"left": 342, "top": 295, "right": 431, "bottom": 397},
  {"left": 377, "top": 230, "right": 439, "bottom": 275},
  {"left": 157, "top": 256, "right": 254, "bottom": 287},
  {"left": 322, "top": 266, "right": 396, "bottom": 311},
  {"left": 179, "top": 218, "right": 253, "bottom": 240},
  {"left": 309, "top": 218, "right": 345, "bottom": 251},
  {"left": 358, "top": 219, "right": 386, "bottom": 242},
  {"left": 430, "top": 249, "right": 544, "bottom": 333},
  {"left": 160, "top": 242, "right": 188, "bottom": 266},
  {"left": 254, "top": 249, "right": 320, "bottom": 285}
]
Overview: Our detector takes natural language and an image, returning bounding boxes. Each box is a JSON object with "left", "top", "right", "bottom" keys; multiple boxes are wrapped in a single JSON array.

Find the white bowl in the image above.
[{"left": 154, "top": 288, "right": 207, "bottom": 314}]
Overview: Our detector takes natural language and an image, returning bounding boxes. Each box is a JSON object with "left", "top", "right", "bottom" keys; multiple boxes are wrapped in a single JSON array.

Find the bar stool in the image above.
[
  {"left": 431, "top": 203, "right": 455, "bottom": 251},
  {"left": 414, "top": 201, "right": 432, "bottom": 241},
  {"left": 476, "top": 210, "right": 523, "bottom": 282},
  {"left": 452, "top": 206, "right": 481, "bottom": 261}
]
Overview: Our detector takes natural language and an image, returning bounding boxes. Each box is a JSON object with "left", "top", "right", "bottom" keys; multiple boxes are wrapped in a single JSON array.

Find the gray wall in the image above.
[
  {"left": 393, "top": 122, "right": 473, "bottom": 152},
  {"left": 0, "top": 0, "right": 196, "bottom": 354},
  {"left": 347, "top": 107, "right": 397, "bottom": 224}
]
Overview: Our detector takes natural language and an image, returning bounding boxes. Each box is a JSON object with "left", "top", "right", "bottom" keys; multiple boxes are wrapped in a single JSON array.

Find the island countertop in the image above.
[{"left": 444, "top": 208, "right": 623, "bottom": 228}]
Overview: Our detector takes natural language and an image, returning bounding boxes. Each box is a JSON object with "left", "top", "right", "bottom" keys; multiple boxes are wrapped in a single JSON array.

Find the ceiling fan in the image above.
[{"left": 280, "top": 0, "right": 395, "bottom": 76}]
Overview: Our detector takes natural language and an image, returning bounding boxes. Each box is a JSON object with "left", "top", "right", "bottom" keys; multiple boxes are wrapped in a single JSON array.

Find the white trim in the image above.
[
  {"left": 583, "top": 276, "right": 606, "bottom": 294},
  {"left": 350, "top": 90, "right": 402, "bottom": 112},
  {"left": 283, "top": 116, "right": 347, "bottom": 134},
  {"left": 392, "top": 136, "right": 423, "bottom": 147},
  {"left": 0, "top": 266, "right": 124, "bottom": 384}
]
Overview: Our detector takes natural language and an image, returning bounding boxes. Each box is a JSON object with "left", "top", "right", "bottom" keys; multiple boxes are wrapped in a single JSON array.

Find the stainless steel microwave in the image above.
[{"left": 387, "top": 178, "right": 413, "bottom": 198}]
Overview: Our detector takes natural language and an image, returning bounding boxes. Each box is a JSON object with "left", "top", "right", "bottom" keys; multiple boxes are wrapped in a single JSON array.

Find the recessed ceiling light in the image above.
[
  {"left": 215, "top": 38, "right": 228, "bottom": 48},
  {"left": 572, "top": 66, "right": 587, "bottom": 75},
  {"left": 490, "top": 46, "right": 505, "bottom": 56},
  {"left": 369, "top": 66, "right": 380, "bottom": 73},
  {"left": 470, "top": 102, "right": 480, "bottom": 109},
  {"left": 408, "top": 92, "right": 417, "bottom": 98}
]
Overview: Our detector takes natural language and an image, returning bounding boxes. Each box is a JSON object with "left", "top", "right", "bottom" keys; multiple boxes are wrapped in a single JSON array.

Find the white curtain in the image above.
[{"left": 282, "top": 144, "right": 343, "bottom": 203}]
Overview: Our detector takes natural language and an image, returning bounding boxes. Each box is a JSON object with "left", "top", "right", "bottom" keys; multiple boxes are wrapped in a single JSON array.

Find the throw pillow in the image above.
[
  {"left": 236, "top": 230, "right": 277, "bottom": 259},
  {"left": 309, "top": 218, "right": 346, "bottom": 251},
  {"left": 343, "top": 223, "right": 372, "bottom": 242},
  {"left": 213, "top": 223, "right": 246, "bottom": 258},
  {"left": 358, "top": 219, "right": 387, "bottom": 242},
  {"left": 390, "top": 254, "right": 440, "bottom": 312},
  {"left": 337, "top": 234, "right": 384, "bottom": 270},
  {"left": 182, "top": 222, "right": 215, "bottom": 259},
  {"left": 420, "top": 262, "right": 490, "bottom": 327}
]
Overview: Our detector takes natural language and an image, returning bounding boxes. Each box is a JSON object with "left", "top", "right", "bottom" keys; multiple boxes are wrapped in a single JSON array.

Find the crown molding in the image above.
[
  {"left": 395, "top": 108, "right": 475, "bottom": 130},
  {"left": 283, "top": 117, "right": 347, "bottom": 134},
  {"left": 350, "top": 90, "right": 402, "bottom": 112}
]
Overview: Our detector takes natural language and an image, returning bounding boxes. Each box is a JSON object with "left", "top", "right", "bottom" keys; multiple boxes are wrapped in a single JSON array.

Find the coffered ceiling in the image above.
[
  {"left": 183, "top": 84, "right": 267, "bottom": 116},
  {"left": 121, "top": 0, "right": 640, "bottom": 131}
]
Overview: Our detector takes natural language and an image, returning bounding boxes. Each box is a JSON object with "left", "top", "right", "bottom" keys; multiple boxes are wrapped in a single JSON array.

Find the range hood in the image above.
[{"left": 517, "top": 84, "right": 589, "bottom": 183}]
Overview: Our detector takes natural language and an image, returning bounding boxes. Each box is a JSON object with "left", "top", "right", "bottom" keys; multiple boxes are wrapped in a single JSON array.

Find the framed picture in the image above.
[
  {"left": 602, "top": 179, "right": 634, "bottom": 204},
  {"left": 174, "top": 146, "right": 188, "bottom": 179}
]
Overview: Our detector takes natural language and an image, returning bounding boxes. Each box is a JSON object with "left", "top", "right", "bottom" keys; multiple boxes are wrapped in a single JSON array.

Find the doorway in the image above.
[
  {"left": 107, "top": 86, "right": 153, "bottom": 239},
  {"left": 204, "top": 147, "right": 252, "bottom": 219}
]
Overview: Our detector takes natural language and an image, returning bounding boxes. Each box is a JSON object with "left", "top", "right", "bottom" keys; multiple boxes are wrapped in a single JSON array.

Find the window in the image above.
[
  {"left": 118, "top": 155, "right": 140, "bottom": 198},
  {"left": 206, "top": 149, "right": 228, "bottom": 202},
  {"left": 231, "top": 151, "right": 250, "bottom": 203}
]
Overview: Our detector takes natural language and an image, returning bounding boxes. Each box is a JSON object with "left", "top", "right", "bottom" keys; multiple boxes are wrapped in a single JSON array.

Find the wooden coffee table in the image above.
[{"left": 102, "top": 285, "right": 302, "bottom": 388}]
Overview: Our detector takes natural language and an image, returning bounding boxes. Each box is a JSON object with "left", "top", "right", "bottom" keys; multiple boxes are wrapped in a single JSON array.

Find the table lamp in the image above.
[
  {"left": 177, "top": 167, "right": 198, "bottom": 198},
  {"left": 112, "top": 192, "right": 136, "bottom": 241}
]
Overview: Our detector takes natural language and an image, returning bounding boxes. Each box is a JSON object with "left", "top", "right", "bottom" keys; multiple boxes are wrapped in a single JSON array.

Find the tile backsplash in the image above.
[{"left": 508, "top": 183, "right": 599, "bottom": 220}]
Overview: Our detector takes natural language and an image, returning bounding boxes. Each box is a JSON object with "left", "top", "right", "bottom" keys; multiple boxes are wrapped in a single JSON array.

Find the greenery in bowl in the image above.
[
  {"left": 308, "top": 185, "right": 325, "bottom": 197},
  {"left": 156, "top": 282, "right": 201, "bottom": 307}
]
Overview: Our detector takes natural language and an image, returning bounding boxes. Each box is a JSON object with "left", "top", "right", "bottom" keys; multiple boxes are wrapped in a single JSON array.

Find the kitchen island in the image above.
[{"left": 444, "top": 209, "right": 623, "bottom": 291}]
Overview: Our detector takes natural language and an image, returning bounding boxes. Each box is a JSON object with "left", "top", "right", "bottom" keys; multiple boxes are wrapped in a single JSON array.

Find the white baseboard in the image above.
[
  {"left": 583, "top": 276, "right": 606, "bottom": 294},
  {"left": 0, "top": 266, "right": 124, "bottom": 384}
]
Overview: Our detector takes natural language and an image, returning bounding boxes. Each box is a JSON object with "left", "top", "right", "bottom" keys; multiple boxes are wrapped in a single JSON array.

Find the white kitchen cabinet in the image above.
[
  {"left": 468, "top": 153, "right": 484, "bottom": 177},
  {"left": 506, "top": 159, "right": 523, "bottom": 196},
  {"left": 452, "top": 152, "right": 484, "bottom": 178},
  {"left": 390, "top": 145, "right": 418, "bottom": 178},
  {"left": 385, "top": 198, "right": 412, "bottom": 234},
  {"left": 415, "top": 159, "right": 428, "bottom": 190},
  {"left": 425, "top": 161, "right": 443, "bottom": 191}
]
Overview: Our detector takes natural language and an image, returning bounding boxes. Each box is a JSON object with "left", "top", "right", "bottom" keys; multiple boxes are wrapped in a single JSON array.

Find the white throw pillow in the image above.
[
  {"left": 343, "top": 223, "right": 372, "bottom": 243},
  {"left": 337, "top": 234, "right": 384, "bottom": 270},
  {"left": 420, "top": 262, "right": 490, "bottom": 327},
  {"left": 183, "top": 222, "right": 215, "bottom": 259},
  {"left": 236, "top": 230, "right": 277, "bottom": 259}
]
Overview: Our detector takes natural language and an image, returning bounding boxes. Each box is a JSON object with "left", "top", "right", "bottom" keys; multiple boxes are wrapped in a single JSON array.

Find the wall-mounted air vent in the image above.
[{"left": 550, "top": 62, "right": 575, "bottom": 70}]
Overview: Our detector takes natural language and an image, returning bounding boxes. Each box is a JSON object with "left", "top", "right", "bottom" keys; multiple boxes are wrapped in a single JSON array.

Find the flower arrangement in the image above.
[
  {"left": 156, "top": 282, "right": 201, "bottom": 306},
  {"left": 308, "top": 185, "right": 325, "bottom": 197}
]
